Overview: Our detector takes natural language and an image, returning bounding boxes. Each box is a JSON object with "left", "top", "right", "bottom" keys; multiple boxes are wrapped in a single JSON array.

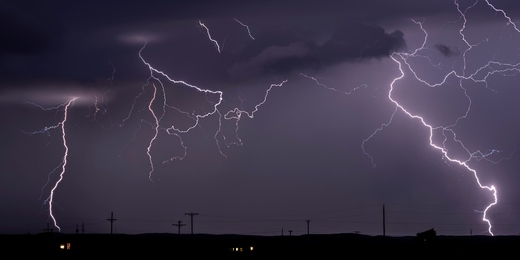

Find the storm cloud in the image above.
[{"left": 228, "top": 22, "right": 406, "bottom": 80}]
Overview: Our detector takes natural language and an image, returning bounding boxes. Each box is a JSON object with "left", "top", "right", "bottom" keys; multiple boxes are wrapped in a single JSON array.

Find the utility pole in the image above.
[
  {"left": 107, "top": 211, "right": 117, "bottom": 234},
  {"left": 172, "top": 220, "right": 186, "bottom": 235},
  {"left": 43, "top": 222, "right": 53, "bottom": 233},
  {"left": 288, "top": 230, "right": 293, "bottom": 236},
  {"left": 306, "top": 220, "right": 310, "bottom": 235},
  {"left": 185, "top": 212, "right": 199, "bottom": 235},
  {"left": 383, "top": 204, "right": 386, "bottom": 237}
]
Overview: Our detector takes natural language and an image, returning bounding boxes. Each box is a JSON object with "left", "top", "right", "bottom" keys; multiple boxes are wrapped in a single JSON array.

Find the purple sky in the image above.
[{"left": 1, "top": 0, "right": 520, "bottom": 236}]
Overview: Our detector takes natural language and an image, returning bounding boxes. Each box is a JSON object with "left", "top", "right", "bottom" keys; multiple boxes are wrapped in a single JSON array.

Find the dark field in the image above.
[{"left": 2, "top": 232, "right": 518, "bottom": 258}]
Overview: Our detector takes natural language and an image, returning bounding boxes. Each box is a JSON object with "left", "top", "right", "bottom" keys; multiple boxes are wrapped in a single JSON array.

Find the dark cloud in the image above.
[
  {"left": 0, "top": 13, "right": 56, "bottom": 56},
  {"left": 0, "top": 2, "right": 66, "bottom": 87},
  {"left": 0, "top": 15, "right": 48, "bottom": 55},
  {"left": 0, "top": 1, "right": 63, "bottom": 56},
  {"left": 228, "top": 22, "right": 406, "bottom": 80},
  {"left": 315, "top": 23, "right": 406, "bottom": 64},
  {"left": 0, "top": 0, "right": 466, "bottom": 88},
  {"left": 434, "top": 43, "right": 458, "bottom": 57}
]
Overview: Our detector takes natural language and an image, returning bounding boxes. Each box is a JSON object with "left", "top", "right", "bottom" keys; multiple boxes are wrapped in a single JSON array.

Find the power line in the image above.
[
  {"left": 172, "top": 220, "right": 186, "bottom": 235},
  {"left": 306, "top": 220, "right": 310, "bottom": 235},
  {"left": 185, "top": 212, "right": 199, "bottom": 235},
  {"left": 107, "top": 211, "right": 117, "bottom": 234},
  {"left": 42, "top": 222, "right": 53, "bottom": 233}
]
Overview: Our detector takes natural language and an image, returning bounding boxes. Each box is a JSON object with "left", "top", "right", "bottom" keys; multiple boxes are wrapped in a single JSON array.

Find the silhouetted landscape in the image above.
[{"left": 3, "top": 230, "right": 519, "bottom": 257}]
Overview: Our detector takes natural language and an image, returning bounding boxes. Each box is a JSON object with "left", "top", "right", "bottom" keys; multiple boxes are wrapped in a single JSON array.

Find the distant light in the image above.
[{"left": 231, "top": 246, "right": 253, "bottom": 252}]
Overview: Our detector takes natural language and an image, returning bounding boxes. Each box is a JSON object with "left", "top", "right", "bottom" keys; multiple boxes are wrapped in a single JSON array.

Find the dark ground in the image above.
[{"left": 2, "top": 232, "right": 519, "bottom": 258}]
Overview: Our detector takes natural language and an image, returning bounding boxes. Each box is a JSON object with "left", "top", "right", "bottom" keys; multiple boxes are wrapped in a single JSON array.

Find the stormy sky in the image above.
[{"left": 1, "top": 0, "right": 520, "bottom": 236}]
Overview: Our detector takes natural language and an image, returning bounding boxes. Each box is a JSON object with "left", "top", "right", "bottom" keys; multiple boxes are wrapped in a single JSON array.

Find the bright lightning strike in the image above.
[
  {"left": 146, "top": 83, "right": 160, "bottom": 182},
  {"left": 27, "top": 97, "right": 78, "bottom": 232},
  {"left": 388, "top": 53, "right": 499, "bottom": 235},
  {"left": 362, "top": 0, "right": 520, "bottom": 235},
  {"left": 484, "top": 0, "right": 520, "bottom": 33}
]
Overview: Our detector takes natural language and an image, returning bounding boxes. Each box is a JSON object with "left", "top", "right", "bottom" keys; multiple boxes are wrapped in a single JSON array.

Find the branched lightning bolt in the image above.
[
  {"left": 362, "top": 0, "right": 520, "bottom": 235},
  {"left": 137, "top": 41, "right": 223, "bottom": 174},
  {"left": 222, "top": 80, "right": 288, "bottom": 147},
  {"left": 129, "top": 40, "right": 288, "bottom": 179},
  {"left": 388, "top": 53, "right": 499, "bottom": 235},
  {"left": 298, "top": 73, "right": 387, "bottom": 168},
  {"left": 27, "top": 97, "right": 77, "bottom": 232}
]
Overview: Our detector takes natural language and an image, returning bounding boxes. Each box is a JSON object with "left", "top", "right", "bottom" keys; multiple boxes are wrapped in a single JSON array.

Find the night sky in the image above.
[{"left": 2, "top": 0, "right": 520, "bottom": 236}]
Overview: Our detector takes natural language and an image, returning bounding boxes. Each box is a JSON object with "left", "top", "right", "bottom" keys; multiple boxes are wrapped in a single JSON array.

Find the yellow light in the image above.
[
  {"left": 60, "top": 244, "right": 65, "bottom": 249},
  {"left": 250, "top": 246, "right": 254, "bottom": 251}
]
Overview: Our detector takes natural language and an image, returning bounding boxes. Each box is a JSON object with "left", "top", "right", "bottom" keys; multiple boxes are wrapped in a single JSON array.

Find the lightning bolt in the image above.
[
  {"left": 27, "top": 97, "right": 77, "bottom": 232},
  {"left": 234, "top": 18, "right": 255, "bottom": 40},
  {"left": 199, "top": 20, "right": 222, "bottom": 53},
  {"left": 297, "top": 73, "right": 383, "bottom": 168},
  {"left": 89, "top": 58, "right": 115, "bottom": 129},
  {"left": 129, "top": 40, "right": 288, "bottom": 180},
  {"left": 484, "top": 0, "right": 520, "bottom": 33},
  {"left": 223, "top": 80, "right": 288, "bottom": 147},
  {"left": 387, "top": 53, "right": 500, "bottom": 235},
  {"left": 299, "top": 73, "right": 367, "bottom": 95},
  {"left": 136, "top": 41, "right": 223, "bottom": 179},
  {"left": 146, "top": 83, "right": 160, "bottom": 182},
  {"left": 362, "top": 0, "right": 520, "bottom": 235}
]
